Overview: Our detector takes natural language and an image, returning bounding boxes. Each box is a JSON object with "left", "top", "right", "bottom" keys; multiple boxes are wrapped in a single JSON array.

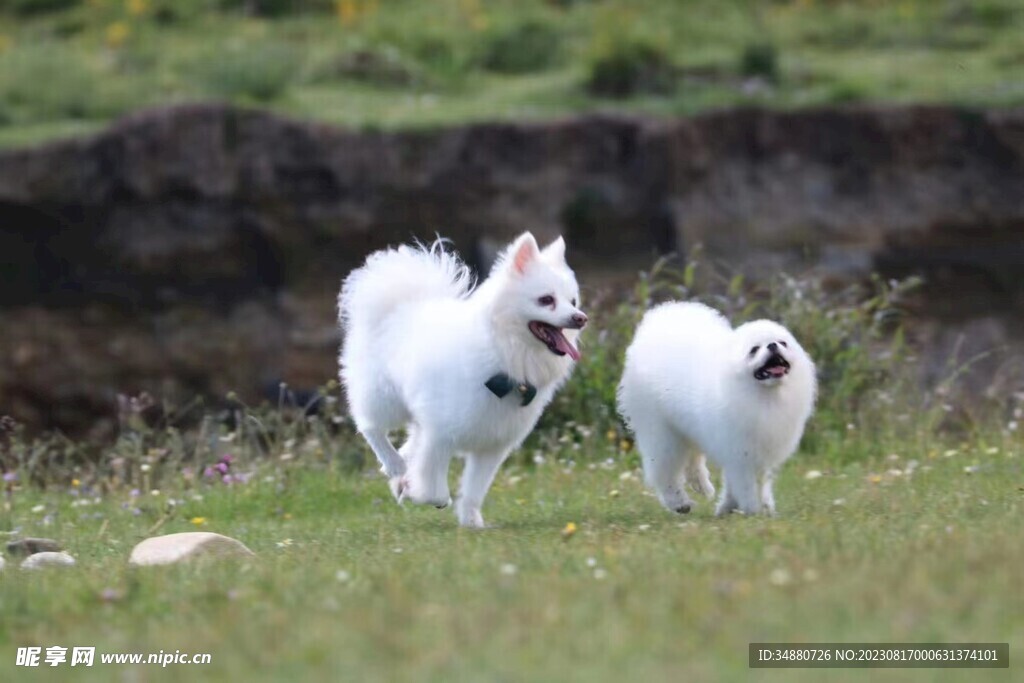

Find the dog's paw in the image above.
[
  {"left": 398, "top": 477, "right": 451, "bottom": 508},
  {"left": 456, "top": 504, "right": 486, "bottom": 529}
]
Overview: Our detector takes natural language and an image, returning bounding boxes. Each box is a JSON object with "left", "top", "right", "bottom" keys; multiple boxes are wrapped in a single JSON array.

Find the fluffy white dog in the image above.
[
  {"left": 617, "top": 302, "right": 816, "bottom": 516},
  {"left": 339, "top": 232, "right": 586, "bottom": 527}
]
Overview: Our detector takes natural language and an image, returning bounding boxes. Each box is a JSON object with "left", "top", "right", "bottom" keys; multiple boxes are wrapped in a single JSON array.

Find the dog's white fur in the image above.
[
  {"left": 617, "top": 302, "right": 816, "bottom": 516},
  {"left": 339, "top": 232, "right": 584, "bottom": 527}
]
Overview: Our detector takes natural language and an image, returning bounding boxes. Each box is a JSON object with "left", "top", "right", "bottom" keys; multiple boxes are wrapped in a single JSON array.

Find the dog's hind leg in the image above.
[
  {"left": 361, "top": 428, "right": 406, "bottom": 479},
  {"left": 683, "top": 450, "right": 715, "bottom": 499},
  {"left": 457, "top": 451, "right": 507, "bottom": 528},
  {"left": 401, "top": 431, "right": 453, "bottom": 509},
  {"left": 360, "top": 428, "right": 408, "bottom": 501},
  {"left": 638, "top": 427, "right": 694, "bottom": 514},
  {"left": 717, "top": 463, "right": 759, "bottom": 516}
]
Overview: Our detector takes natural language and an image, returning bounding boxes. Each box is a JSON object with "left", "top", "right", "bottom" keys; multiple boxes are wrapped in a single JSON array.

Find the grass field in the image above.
[
  {"left": 0, "top": 432, "right": 1021, "bottom": 680},
  {"left": 0, "top": 0, "right": 1023, "bottom": 147},
  {"left": 0, "top": 263, "right": 1021, "bottom": 680}
]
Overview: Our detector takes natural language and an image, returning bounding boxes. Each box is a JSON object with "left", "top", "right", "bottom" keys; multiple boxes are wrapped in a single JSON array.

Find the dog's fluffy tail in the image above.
[{"left": 339, "top": 239, "right": 475, "bottom": 334}]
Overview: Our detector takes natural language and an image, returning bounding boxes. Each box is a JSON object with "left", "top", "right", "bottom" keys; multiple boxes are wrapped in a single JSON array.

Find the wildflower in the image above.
[
  {"left": 609, "top": 489, "right": 620, "bottom": 497},
  {"left": 866, "top": 474, "right": 883, "bottom": 484},
  {"left": 336, "top": 0, "right": 358, "bottom": 26},
  {"left": 129, "top": 488, "right": 140, "bottom": 498},
  {"left": 637, "top": 524, "right": 651, "bottom": 531},
  {"left": 769, "top": 568, "right": 792, "bottom": 586},
  {"left": 31, "top": 504, "right": 45, "bottom": 513},
  {"left": 140, "top": 463, "right": 151, "bottom": 473},
  {"left": 804, "top": 470, "right": 823, "bottom": 480},
  {"left": 586, "top": 557, "right": 597, "bottom": 568},
  {"left": 276, "top": 538, "right": 293, "bottom": 549},
  {"left": 100, "top": 587, "right": 123, "bottom": 602},
  {"left": 619, "top": 439, "right": 632, "bottom": 452},
  {"left": 190, "top": 517, "right": 207, "bottom": 526},
  {"left": 593, "top": 568, "right": 608, "bottom": 580},
  {"left": 2, "top": 471, "right": 16, "bottom": 483},
  {"left": 499, "top": 563, "right": 517, "bottom": 576},
  {"left": 963, "top": 465, "right": 979, "bottom": 474},
  {"left": 802, "top": 568, "right": 819, "bottom": 582},
  {"left": 336, "top": 569, "right": 352, "bottom": 582},
  {"left": 126, "top": 0, "right": 148, "bottom": 16},
  {"left": 561, "top": 522, "right": 577, "bottom": 539},
  {"left": 71, "top": 478, "right": 80, "bottom": 487},
  {"left": 104, "top": 22, "right": 129, "bottom": 49}
]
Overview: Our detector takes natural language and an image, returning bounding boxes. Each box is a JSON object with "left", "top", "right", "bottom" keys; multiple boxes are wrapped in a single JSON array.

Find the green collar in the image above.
[{"left": 485, "top": 373, "right": 537, "bottom": 407}]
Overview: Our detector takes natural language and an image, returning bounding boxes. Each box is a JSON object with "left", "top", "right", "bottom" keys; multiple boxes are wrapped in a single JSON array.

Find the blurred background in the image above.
[{"left": 0, "top": 0, "right": 1022, "bottom": 437}]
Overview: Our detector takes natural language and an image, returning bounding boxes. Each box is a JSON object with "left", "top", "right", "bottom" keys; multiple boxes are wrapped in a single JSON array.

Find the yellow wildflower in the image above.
[
  {"left": 105, "top": 22, "right": 130, "bottom": 49},
  {"left": 190, "top": 517, "right": 207, "bottom": 526},
  {"left": 336, "top": 0, "right": 358, "bottom": 26},
  {"left": 126, "top": 0, "right": 147, "bottom": 16},
  {"left": 561, "top": 521, "right": 577, "bottom": 539}
]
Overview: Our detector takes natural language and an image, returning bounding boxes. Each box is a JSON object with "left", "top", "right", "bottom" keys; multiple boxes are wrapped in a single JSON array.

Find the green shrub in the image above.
[
  {"left": 0, "top": 0, "right": 81, "bottom": 16},
  {"left": 309, "top": 47, "right": 421, "bottom": 88},
  {"left": 216, "top": 0, "right": 334, "bottom": 17},
  {"left": 586, "top": 40, "right": 676, "bottom": 98},
  {"left": 194, "top": 43, "right": 304, "bottom": 102},
  {"left": 478, "top": 20, "right": 563, "bottom": 75},
  {"left": 739, "top": 42, "right": 779, "bottom": 81}
]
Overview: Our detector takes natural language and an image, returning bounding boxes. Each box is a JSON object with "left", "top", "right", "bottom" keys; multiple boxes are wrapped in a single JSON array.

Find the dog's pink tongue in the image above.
[
  {"left": 554, "top": 331, "right": 580, "bottom": 361},
  {"left": 768, "top": 366, "right": 787, "bottom": 377}
]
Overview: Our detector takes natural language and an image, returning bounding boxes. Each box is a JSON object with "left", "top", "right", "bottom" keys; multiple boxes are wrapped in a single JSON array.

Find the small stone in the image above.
[
  {"left": 6, "top": 537, "right": 62, "bottom": 556},
  {"left": 128, "top": 532, "right": 255, "bottom": 567},
  {"left": 21, "top": 551, "right": 76, "bottom": 570}
]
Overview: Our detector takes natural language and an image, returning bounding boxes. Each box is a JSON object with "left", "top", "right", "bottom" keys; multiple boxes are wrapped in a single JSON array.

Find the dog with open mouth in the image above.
[
  {"left": 617, "top": 302, "right": 816, "bottom": 516},
  {"left": 339, "top": 232, "right": 585, "bottom": 527}
]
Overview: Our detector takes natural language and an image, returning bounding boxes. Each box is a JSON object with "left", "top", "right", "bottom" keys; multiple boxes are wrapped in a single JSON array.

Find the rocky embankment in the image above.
[{"left": 1, "top": 104, "right": 1022, "bottom": 434}]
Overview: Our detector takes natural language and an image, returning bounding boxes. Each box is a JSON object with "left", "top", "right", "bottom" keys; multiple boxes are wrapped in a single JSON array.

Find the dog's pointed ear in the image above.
[
  {"left": 510, "top": 232, "right": 540, "bottom": 275},
  {"left": 542, "top": 236, "right": 566, "bottom": 264}
]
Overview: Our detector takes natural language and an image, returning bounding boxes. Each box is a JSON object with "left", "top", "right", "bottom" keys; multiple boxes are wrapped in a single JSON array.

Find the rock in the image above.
[
  {"left": 21, "top": 551, "right": 76, "bottom": 570},
  {"left": 128, "top": 532, "right": 255, "bottom": 567},
  {"left": 0, "top": 103, "right": 1022, "bottom": 434},
  {"left": 6, "top": 537, "right": 62, "bottom": 556}
]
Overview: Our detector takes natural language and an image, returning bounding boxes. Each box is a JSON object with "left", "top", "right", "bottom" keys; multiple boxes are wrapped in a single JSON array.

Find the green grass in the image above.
[
  {"left": 0, "top": 0, "right": 1022, "bottom": 147},
  {"left": 0, "top": 437, "right": 1021, "bottom": 681}
]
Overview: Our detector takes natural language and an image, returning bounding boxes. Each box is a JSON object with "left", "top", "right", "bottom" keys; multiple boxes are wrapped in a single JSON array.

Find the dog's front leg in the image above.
[{"left": 456, "top": 451, "right": 506, "bottom": 528}]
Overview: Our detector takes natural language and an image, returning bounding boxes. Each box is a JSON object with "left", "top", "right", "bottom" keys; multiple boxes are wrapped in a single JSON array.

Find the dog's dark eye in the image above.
[
  {"left": 779, "top": 340, "right": 788, "bottom": 348},
  {"left": 537, "top": 295, "right": 555, "bottom": 307},
  {"left": 570, "top": 297, "right": 577, "bottom": 307},
  {"left": 749, "top": 346, "right": 760, "bottom": 356}
]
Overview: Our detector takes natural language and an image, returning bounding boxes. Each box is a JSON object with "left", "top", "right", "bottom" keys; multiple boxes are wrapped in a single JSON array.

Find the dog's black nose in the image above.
[
  {"left": 571, "top": 312, "right": 588, "bottom": 329},
  {"left": 767, "top": 342, "right": 778, "bottom": 352}
]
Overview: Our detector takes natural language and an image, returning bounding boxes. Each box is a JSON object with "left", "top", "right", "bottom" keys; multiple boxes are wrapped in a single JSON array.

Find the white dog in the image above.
[
  {"left": 617, "top": 302, "right": 816, "bottom": 516},
  {"left": 339, "top": 232, "right": 586, "bottom": 527}
]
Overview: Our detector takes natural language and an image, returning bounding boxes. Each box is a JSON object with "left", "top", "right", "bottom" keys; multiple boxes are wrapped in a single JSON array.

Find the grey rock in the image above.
[
  {"left": 21, "top": 551, "right": 76, "bottom": 570},
  {"left": 128, "top": 532, "right": 255, "bottom": 567}
]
